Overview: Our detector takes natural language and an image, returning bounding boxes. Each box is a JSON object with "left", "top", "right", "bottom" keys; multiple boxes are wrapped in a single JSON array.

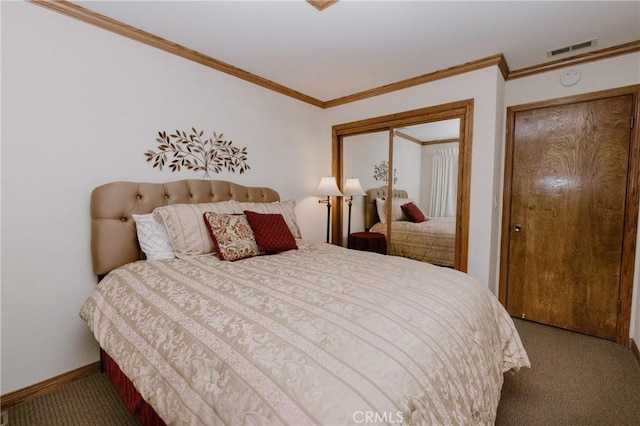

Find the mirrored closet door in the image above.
[{"left": 332, "top": 101, "right": 473, "bottom": 271}]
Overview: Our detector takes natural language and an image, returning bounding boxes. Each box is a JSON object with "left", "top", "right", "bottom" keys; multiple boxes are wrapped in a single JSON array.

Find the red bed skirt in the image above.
[{"left": 102, "top": 349, "right": 166, "bottom": 426}]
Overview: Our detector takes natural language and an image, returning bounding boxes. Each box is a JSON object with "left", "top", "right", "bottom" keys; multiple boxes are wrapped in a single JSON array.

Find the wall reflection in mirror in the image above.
[{"left": 342, "top": 119, "right": 460, "bottom": 268}]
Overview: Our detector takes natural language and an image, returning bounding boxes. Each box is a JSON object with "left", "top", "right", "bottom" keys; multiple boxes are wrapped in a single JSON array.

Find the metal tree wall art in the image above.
[
  {"left": 145, "top": 128, "right": 250, "bottom": 178},
  {"left": 373, "top": 160, "right": 397, "bottom": 184}
]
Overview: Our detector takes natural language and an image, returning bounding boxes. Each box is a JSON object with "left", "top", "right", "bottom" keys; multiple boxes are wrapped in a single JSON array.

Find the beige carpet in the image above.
[
  {"left": 496, "top": 319, "right": 640, "bottom": 425},
  {"left": 5, "top": 319, "right": 640, "bottom": 425},
  {"left": 5, "top": 373, "right": 139, "bottom": 426}
]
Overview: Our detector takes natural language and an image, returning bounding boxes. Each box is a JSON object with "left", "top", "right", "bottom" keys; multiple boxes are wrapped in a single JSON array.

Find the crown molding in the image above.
[
  {"left": 394, "top": 130, "right": 423, "bottom": 145},
  {"left": 324, "top": 54, "right": 507, "bottom": 108},
  {"left": 28, "top": 1, "right": 639, "bottom": 109},
  {"left": 28, "top": 0, "right": 325, "bottom": 108},
  {"left": 508, "top": 40, "right": 640, "bottom": 80}
]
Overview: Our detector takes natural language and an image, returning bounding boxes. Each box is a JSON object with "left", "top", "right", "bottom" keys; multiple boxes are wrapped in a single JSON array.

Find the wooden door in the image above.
[{"left": 504, "top": 94, "right": 634, "bottom": 340}]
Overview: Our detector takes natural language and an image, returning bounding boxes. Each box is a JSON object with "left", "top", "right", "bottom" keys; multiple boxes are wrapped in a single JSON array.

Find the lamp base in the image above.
[{"left": 319, "top": 196, "right": 332, "bottom": 243}]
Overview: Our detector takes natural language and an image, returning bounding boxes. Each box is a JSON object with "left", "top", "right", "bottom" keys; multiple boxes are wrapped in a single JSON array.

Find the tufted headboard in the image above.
[
  {"left": 364, "top": 186, "right": 409, "bottom": 230},
  {"left": 90, "top": 179, "right": 280, "bottom": 276}
]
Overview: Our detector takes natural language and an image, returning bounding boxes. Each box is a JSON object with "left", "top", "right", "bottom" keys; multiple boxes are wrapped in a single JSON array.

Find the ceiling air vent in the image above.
[{"left": 547, "top": 38, "right": 597, "bottom": 57}]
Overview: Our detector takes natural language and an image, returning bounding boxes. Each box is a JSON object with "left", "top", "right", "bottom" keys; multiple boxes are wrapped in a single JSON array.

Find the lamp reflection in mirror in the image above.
[
  {"left": 343, "top": 178, "right": 366, "bottom": 237},
  {"left": 316, "top": 177, "right": 343, "bottom": 243}
]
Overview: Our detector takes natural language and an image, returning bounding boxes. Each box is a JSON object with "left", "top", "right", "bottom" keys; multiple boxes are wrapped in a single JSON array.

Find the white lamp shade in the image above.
[
  {"left": 316, "top": 177, "right": 343, "bottom": 196},
  {"left": 343, "top": 178, "right": 366, "bottom": 197}
]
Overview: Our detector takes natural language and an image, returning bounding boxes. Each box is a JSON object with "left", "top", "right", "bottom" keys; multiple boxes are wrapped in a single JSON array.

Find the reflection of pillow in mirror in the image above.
[
  {"left": 375, "top": 198, "right": 412, "bottom": 224},
  {"left": 401, "top": 202, "right": 427, "bottom": 223}
]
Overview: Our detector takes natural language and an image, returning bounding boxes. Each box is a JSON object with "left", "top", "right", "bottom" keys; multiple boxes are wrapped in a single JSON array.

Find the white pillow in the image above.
[
  {"left": 229, "top": 200, "right": 302, "bottom": 238},
  {"left": 375, "top": 198, "right": 413, "bottom": 224},
  {"left": 132, "top": 213, "right": 175, "bottom": 260},
  {"left": 153, "top": 202, "right": 236, "bottom": 258}
]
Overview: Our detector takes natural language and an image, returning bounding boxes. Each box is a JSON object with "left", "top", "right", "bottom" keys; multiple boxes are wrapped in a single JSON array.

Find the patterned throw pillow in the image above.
[
  {"left": 132, "top": 213, "right": 175, "bottom": 260},
  {"left": 203, "top": 212, "right": 260, "bottom": 261},
  {"left": 401, "top": 202, "right": 427, "bottom": 223},
  {"left": 243, "top": 211, "right": 298, "bottom": 253}
]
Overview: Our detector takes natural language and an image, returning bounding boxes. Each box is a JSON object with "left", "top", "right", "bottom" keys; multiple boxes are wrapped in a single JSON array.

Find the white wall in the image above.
[
  {"left": 504, "top": 52, "right": 640, "bottom": 346},
  {"left": 393, "top": 137, "right": 422, "bottom": 203},
  {"left": 1, "top": 2, "right": 328, "bottom": 394}
]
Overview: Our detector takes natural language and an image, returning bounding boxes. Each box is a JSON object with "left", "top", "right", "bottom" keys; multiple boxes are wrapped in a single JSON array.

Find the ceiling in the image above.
[{"left": 71, "top": 1, "right": 639, "bottom": 102}]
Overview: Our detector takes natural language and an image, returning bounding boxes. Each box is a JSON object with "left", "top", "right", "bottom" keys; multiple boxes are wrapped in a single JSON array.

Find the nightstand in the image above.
[{"left": 348, "top": 232, "right": 387, "bottom": 255}]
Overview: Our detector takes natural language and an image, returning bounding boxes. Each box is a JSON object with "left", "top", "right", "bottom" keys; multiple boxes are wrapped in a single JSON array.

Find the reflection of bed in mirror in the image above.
[{"left": 365, "top": 187, "right": 455, "bottom": 267}]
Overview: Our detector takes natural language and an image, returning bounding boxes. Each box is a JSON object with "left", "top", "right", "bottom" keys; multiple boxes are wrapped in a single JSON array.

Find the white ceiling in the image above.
[{"left": 75, "top": 1, "right": 640, "bottom": 101}]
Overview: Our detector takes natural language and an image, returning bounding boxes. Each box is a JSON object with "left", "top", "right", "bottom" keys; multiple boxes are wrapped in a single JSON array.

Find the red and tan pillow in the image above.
[
  {"left": 203, "top": 212, "right": 260, "bottom": 261},
  {"left": 401, "top": 202, "right": 427, "bottom": 223},
  {"left": 243, "top": 211, "right": 298, "bottom": 253},
  {"left": 230, "top": 200, "right": 301, "bottom": 238}
]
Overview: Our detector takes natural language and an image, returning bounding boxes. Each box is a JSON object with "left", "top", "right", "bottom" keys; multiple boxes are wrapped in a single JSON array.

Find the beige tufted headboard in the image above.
[
  {"left": 90, "top": 179, "right": 280, "bottom": 276},
  {"left": 364, "top": 186, "right": 409, "bottom": 230}
]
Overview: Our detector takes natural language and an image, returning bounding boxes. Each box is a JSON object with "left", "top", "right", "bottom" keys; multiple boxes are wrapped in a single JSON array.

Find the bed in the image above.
[
  {"left": 81, "top": 179, "right": 529, "bottom": 425},
  {"left": 365, "top": 187, "right": 456, "bottom": 267}
]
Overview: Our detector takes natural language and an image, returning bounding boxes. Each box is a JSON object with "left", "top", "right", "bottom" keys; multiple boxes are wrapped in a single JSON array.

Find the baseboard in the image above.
[
  {"left": 0, "top": 361, "right": 100, "bottom": 409},
  {"left": 632, "top": 338, "right": 640, "bottom": 367}
]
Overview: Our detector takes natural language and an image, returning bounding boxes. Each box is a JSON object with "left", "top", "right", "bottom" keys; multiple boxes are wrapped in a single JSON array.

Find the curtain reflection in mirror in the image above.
[{"left": 429, "top": 147, "right": 459, "bottom": 217}]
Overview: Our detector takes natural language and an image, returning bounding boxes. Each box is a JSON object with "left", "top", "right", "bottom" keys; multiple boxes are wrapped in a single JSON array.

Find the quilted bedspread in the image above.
[
  {"left": 371, "top": 217, "right": 456, "bottom": 267},
  {"left": 80, "top": 240, "right": 529, "bottom": 425}
]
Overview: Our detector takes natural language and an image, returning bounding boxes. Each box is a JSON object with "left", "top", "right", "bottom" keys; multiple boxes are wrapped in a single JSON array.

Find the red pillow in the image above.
[
  {"left": 244, "top": 211, "right": 298, "bottom": 253},
  {"left": 401, "top": 202, "right": 426, "bottom": 223}
]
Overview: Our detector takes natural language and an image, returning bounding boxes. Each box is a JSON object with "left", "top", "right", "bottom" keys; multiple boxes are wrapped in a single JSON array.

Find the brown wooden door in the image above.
[{"left": 505, "top": 94, "right": 633, "bottom": 340}]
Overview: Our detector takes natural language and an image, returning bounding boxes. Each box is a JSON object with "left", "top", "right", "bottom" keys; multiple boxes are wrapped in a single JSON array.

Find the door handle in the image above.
[{"left": 513, "top": 224, "right": 523, "bottom": 232}]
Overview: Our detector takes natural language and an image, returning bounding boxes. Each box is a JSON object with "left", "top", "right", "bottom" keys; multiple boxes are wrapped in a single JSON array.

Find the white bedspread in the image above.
[{"left": 80, "top": 240, "right": 529, "bottom": 425}]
